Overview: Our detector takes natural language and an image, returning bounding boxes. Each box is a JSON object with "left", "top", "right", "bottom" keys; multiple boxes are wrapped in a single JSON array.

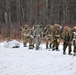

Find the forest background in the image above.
[{"left": 0, "top": 0, "right": 76, "bottom": 40}]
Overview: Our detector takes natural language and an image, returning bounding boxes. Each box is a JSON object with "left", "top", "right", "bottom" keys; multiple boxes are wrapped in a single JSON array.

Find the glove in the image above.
[
  {"left": 34, "top": 36, "right": 35, "bottom": 38},
  {"left": 43, "top": 34, "right": 45, "bottom": 36}
]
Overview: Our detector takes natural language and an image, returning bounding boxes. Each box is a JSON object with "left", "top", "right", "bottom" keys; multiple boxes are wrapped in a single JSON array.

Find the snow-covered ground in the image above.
[{"left": 0, "top": 40, "right": 76, "bottom": 75}]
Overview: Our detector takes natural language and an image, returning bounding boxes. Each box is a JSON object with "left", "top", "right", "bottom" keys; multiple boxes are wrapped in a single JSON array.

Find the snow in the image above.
[{"left": 0, "top": 40, "right": 76, "bottom": 75}]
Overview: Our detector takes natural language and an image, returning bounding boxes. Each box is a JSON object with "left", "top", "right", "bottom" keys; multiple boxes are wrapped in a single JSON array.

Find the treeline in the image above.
[{"left": 0, "top": 0, "right": 76, "bottom": 38}]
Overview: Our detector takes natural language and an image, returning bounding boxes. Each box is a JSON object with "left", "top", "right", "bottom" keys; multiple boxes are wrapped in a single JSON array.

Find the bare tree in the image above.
[{"left": 5, "top": 0, "right": 11, "bottom": 37}]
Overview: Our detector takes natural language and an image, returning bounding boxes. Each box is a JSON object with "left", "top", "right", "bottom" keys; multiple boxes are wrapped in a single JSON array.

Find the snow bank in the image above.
[{"left": 0, "top": 40, "right": 23, "bottom": 48}]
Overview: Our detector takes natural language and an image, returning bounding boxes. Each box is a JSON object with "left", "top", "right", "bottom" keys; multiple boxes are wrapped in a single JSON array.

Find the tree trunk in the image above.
[{"left": 5, "top": 0, "right": 11, "bottom": 37}]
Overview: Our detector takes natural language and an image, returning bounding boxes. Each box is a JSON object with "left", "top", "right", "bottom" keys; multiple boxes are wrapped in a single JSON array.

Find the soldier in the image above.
[
  {"left": 72, "top": 26, "right": 76, "bottom": 56},
  {"left": 52, "top": 24, "right": 62, "bottom": 51},
  {"left": 33, "top": 24, "right": 43, "bottom": 50},
  {"left": 20, "top": 25, "right": 30, "bottom": 47},
  {"left": 61, "top": 26, "right": 73, "bottom": 55},
  {"left": 28, "top": 28, "right": 34, "bottom": 49},
  {"left": 44, "top": 25, "right": 53, "bottom": 49}
]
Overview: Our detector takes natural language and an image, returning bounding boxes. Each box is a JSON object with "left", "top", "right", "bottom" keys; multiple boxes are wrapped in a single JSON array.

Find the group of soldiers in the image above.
[
  {"left": 20, "top": 24, "right": 76, "bottom": 56},
  {"left": 20, "top": 24, "right": 43, "bottom": 50}
]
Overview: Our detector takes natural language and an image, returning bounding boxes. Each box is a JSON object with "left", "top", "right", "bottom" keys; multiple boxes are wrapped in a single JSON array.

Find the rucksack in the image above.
[{"left": 64, "top": 34, "right": 70, "bottom": 42}]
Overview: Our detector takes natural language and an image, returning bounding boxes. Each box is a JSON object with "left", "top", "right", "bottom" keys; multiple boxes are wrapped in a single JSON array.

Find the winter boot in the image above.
[
  {"left": 56, "top": 48, "right": 60, "bottom": 51},
  {"left": 29, "top": 45, "right": 34, "bottom": 49},
  {"left": 63, "top": 52, "right": 66, "bottom": 55},
  {"left": 68, "top": 53, "right": 72, "bottom": 55},
  {"left": 24, "top": 43, "right": 27, "bottom": 47},
  {"left": 52, "top": 47, "right": 56, "bottom": 51},
  {"left": 73, "top": 52, "right": 76, "bottom": 56},
  {"left": 36, "top": 47, "right": 39, "bottom": 50}
]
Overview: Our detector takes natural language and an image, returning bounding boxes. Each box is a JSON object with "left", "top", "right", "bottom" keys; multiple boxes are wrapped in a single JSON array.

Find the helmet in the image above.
[
  {"left": 54, "top": 24, "right": 61, "bottom": 30},
  {"left": 34, "top": 24, "right": 42, "bottom": 29},
  {"left": 54, "top": 24, "right": 60, "bottom": 28},
  {"left": 54, "top": 24, "right": 60, "bottom": 27},
  {"left": 73, "top": 26, "right": 76, "bottom": 30},
  {"left": 64, "top": 26, "right": 70, "bottom": 30},
  {"left": 72, "top": 26, "right": 76, "bottom": 32},
  {"left": 24, "top": 25, "right": 28, "bottom": 28},
  {"left": 63, "top": 26, "right": 71, "bottom": 32}
]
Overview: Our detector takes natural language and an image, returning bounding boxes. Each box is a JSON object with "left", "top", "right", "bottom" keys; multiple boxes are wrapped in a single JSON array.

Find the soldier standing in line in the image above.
[
  {"left": 72, "top": 26, "right": 76, "bottom": 56},
  {"left": 33, "top": 25, "right": 43, "bottom": 50},
  {"left": 28, "top": 28, "right": 34, "bottom": 49},
  {"left": 52, "top": 24, "right": 62, "bottom": 51},
  {"left": 61, "top": 26, "right": 73, "bottom": 55},
  {"left": 44, "top": 25, "right": 53, "bottom": 49},
  {"left": 20, "top": 25, "right": 30, "bottom": 47}
]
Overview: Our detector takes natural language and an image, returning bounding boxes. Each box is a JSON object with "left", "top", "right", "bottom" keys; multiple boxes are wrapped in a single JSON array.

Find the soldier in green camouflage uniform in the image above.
[
  {"left": 28, "top": 28, "right": 34, "bottom": 49},
  {"left": 61, "top": 26, "right": 73, "bottom": 55},
  {"left": 52, "top": 24, "right": 62, "bottom": 51},
  {"left": 72, "top": 26, "right": 76, "bottom": 56},
  {"left": 20, "top": 25, "right": 30, "bottom": 47},
  {"left": 44, "top": 25, "right": 53, "bottom": 49},
  {"left": 33, "top": 25, "right": 43, "bottom": 50}
]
